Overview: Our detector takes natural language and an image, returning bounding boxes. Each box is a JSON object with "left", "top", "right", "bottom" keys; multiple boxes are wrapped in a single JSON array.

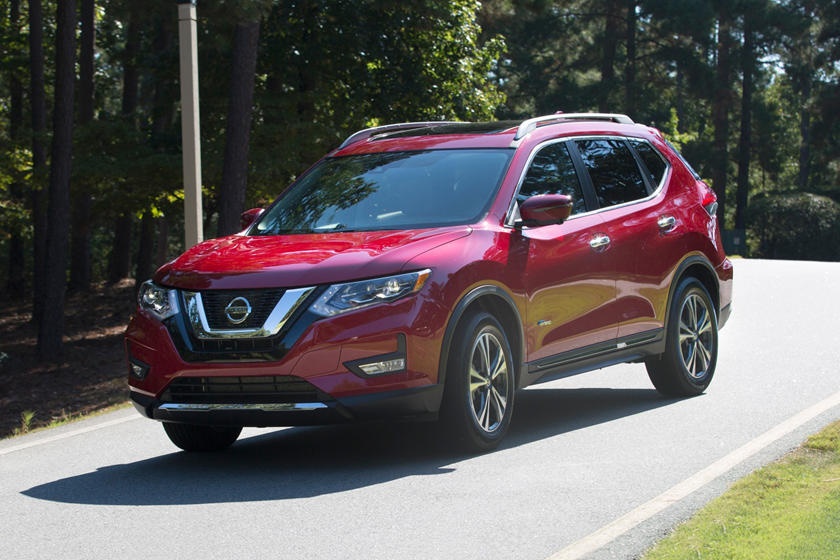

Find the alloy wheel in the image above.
[
  {"left": 678, "top": 293, "right": 715, "bottom": 380},
  {"left": 468, "top": 330, "right": 511, "bottom": 433}
]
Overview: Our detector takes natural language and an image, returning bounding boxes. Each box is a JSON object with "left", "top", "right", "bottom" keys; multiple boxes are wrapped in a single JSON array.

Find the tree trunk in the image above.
[
  {"left": 711, "top": 12, "right": 733, "bottom": 227},
  {"left": 217, "top": 19, "right": 261, "bottom": 237},
  {"left": 135, "top": 211, "right": 155, "bottom": 291},
  {"left": 156, "top": 216, "right": 170, "bottom": 268},
  {"left": 108, "top": 214, "right": 133, "bottom": 284},
  {"left": 69, "top": 192, "right": 92, "bottom": 291},
  {"left": 8, "top": 0, "right": 22, "bottom": 136},
  {"left": 598, "top": 0, "right": 621, "bottom": 113},
  {"left": 735, "top": 14, "right": 753, "bottom": 232},
  {"left": 37, "top": 0, "right": 76, "bottom": 360},
  {"left": 122, "top": 6, "right": 140, "bottom": 121},
  {"left": 798, "top": 80, "right": 811, "bottom": 191},
  {"left": 108, "top": 5, "right": 141, "bottom": 284},
  {"left": 69, "top": 0, "right": 96, "bottom": 292},
  {"left": 6, "top": 0, "right": 25, "bottom": 297},
  {"left": 150, "top": 18, "right": 175, "bottom": 144},
  {"left": 675, "top": 65, "right": 685, "bottom": 131},
  {"left": 28, "top": 0, "right": 48, "bottom": 324},
  {"left": 624, "top": 1, "right": 637, "bottom": 117}
]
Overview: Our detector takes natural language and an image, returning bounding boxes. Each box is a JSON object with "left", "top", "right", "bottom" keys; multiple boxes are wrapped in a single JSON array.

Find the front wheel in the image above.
[
  {"left": 163, "top": 422, "right": 242, "bottom": 452},
  {"left": 440, "top": 311, "right": 515, "bottom": 452},
  {"left": 646, "top": 278, "right": 718, "bottom": 396}
]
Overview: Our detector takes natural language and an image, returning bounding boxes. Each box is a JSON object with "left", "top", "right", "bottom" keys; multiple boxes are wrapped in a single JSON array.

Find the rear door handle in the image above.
[
  {"left": 589, "top": 234, "right": 611, "bottom": 251},
  {"left": 657, "top": 215, "right": 676, "bottom": 231}
]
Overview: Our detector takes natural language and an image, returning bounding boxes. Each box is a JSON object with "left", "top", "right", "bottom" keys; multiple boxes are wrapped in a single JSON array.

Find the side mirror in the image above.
[
  {"left": 517, "top": 194, "right": 573, "bottom": 228},
  {"left": 240, "top": 208, "right": 264, "bottom": 231}
]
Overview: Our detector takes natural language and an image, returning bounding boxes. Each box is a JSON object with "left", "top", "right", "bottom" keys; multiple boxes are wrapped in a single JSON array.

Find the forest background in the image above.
[{"left": 0, "top": 0, "right": 839, "bottom": 367}]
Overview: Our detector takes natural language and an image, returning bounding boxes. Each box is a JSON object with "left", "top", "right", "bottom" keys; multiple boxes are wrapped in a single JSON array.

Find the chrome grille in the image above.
[
  {"left": 182, "top": 286, "right": 316, "bottom": 340},
  {"left": 200, "top": 289, "right": 285, "bottom": 330}
]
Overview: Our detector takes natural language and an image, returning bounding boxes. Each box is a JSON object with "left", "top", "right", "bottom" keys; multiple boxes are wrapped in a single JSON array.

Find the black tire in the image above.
[
  {"left": 646, "top": 277, "right": 718, "bottom": 396},
  {"left": 162, "top": 422, "right": 242, "bottom": 452},
  {"left": 440, "top": 311, "right": 515, "bottom": 452}
]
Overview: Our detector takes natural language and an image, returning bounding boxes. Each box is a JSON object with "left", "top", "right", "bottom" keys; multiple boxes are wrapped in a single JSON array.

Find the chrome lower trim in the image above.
[
  {"left": 158, "top": 402, "right": 328, "bottom": 412},
  {"left": 184, "top": 287, "right": 315, "bottom": 340},
  {"left": 129, "top": 386, "right": 157, "bottom": 398}
]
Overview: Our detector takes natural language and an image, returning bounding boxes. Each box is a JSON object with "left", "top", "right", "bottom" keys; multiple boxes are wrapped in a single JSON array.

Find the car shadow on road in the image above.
[{"left": 22, "top": 387, "right": 681, "bottom": 506}]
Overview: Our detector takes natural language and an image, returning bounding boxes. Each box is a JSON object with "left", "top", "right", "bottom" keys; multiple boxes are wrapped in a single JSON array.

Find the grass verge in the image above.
[
  {"left": 6, "top": 401, "right": 132, "bottom": 439},
  {"left": 644, "top": 420, "right": 840, "bottom": 559}
]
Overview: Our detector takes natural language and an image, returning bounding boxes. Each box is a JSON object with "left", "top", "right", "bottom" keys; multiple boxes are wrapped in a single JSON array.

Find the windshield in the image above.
[{"left": 253, "top": 149, "right": 513, "bottom": 234}]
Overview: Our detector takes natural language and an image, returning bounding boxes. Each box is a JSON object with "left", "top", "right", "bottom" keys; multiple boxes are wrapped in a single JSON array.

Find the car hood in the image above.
[{"left": 155, "top": 227, "right": 471, "bottom": 290}]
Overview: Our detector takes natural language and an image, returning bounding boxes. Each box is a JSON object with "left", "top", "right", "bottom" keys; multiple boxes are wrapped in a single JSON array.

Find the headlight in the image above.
[
  {"left": 137, "top": 281, "right": 179, "bottom": 321},
  {"left": 309, "top": 269, "right": 431, "bottom": 317}
]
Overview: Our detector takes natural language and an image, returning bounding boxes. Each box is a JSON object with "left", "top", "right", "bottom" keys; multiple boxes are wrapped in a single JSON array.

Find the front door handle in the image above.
[{"left": 589, "top": 234, "right": 611, "bottom": 251}]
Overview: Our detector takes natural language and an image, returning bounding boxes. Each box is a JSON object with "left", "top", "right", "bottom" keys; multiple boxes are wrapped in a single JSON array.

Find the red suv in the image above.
[{"left": 126, "top": 113, "right": 733, "bottom": 452}]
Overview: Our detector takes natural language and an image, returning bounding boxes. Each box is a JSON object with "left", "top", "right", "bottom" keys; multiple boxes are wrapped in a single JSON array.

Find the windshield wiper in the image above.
[
  {"left": 314, "top": 223, "right": 357, "bottom": 232},
  {"left": 253, "top": 223, "right": 359, "bottom": 236}
]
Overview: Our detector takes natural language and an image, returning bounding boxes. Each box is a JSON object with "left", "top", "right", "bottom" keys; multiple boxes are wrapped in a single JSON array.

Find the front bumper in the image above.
[
  {"left": 130, "top": 383, "right": 443, "bottom": 426},
  {"left": 126, "top": 286, "right": 447, "bottom": 428}
]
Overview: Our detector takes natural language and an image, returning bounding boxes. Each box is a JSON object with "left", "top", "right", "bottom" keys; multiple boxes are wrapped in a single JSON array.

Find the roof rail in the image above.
[
  {"left": 514, "top": 113, "right": 634, "bottom": 140},
  {"left": 338, "top": 121, "right": 459, "bottom": 150}
]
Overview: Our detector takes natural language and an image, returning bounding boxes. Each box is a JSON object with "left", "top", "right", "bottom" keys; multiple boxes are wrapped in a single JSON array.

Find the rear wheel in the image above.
[
  {"left": 646, "top": 277, "right": 718, "bottom": 396},
  {"left": 440, "top": 311, "right": 515, "bottom": 452},
  {"left": 162, "top": 422, "right": 242, "bottom": 452}
]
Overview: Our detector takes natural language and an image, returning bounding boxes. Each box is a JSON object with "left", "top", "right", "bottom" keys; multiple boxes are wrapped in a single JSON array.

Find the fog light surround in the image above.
[
  {"left": 344, "top": 335, "right": 407, "bottom": 378},
  {"left": 356, "top": 358, "right": 406, "bottom": 376},
  {"left": 128, "top": 358, "right": 150, "bottom": 380}
]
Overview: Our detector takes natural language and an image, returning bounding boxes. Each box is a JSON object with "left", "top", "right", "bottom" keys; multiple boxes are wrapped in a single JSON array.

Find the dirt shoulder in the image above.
[{"left": 0, "top": 280, "right": 135, "bottom": 439}]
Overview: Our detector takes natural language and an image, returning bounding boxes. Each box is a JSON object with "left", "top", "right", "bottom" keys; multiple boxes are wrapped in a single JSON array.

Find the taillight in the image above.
[{"left": 699, "top": 183, "right": 718, "bottom": 217}]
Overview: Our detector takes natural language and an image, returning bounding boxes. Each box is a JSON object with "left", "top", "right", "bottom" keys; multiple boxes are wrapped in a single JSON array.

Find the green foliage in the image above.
[
  {"left": 806, "top": 422, "right": 840, "bottom": 453},
  {"left": 357, "top": 1, "right": 505, "bottom": 123},
  {"left": 749, "top": 192, "right": 840, "bottom": 261},
  {"left": 659, "top": 108, "right": 698, "bottom": 153},
  {"left": 751, "top": 81, "right": 801, "bottom": 191},
  {"left": 15, "top": 410, "right": 35, "bottom": 435},
  {"left": 0, "top": 146, "right": 33, "bottom": 242},
  {"left": 73, "top": 119, "right": 171, "bottom": 202},
  {"left": 644, "top": 421, "right": 840, "bottom": 559},
  {"left": 249, "top": 0, "right": 505, "bottom": 202}
]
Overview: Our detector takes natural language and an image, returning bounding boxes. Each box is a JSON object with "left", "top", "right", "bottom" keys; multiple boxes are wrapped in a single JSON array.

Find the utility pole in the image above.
[{"left": 177, "top": 0, "right": 203, "bottom": 248}]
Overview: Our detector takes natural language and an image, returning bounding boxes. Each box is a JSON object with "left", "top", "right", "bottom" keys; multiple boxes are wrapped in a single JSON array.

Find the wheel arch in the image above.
[
  {"left": 647, "top": 255, "right": 720, "bottom": 396},
  {"left": 437, "top": 285, "right": 525, "bottom": 390},
  {"left": 667, "top": 255, "right": 721, "bottom": 326}
]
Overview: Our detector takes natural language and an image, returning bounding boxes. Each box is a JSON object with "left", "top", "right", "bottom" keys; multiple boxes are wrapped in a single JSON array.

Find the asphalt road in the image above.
[{"left": 2, "top": 259, "right": 839, "bottom": 560}]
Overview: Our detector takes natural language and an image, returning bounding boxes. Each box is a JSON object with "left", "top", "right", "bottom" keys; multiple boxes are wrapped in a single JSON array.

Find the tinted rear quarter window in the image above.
[
  {"left": 575, "top": 139, "right": 648, "bottom": 208},
  {"left": 629, "top": 139, "right": 668, "bottom": 187}
]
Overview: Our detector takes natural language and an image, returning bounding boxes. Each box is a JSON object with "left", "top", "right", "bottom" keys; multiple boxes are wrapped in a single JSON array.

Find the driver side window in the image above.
[{"left": 520, "top": 142, "right": 587, "bottom": 215}]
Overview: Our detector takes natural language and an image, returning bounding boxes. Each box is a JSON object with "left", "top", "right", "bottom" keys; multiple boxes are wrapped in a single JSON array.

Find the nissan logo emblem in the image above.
[{"left": 224, "top": 296, "right": 252, "bottom": 325}]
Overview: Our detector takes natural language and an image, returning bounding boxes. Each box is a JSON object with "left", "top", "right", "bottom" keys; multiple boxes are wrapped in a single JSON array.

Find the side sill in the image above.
[{"left": 524, "top": 329, "right": 665, "bottom": 387}]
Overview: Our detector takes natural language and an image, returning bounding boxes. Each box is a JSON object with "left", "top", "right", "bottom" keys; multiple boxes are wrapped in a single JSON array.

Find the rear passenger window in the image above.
[
  {"left": 520, "top": 142, "right": 587, "bottom": 215},
  {"left": 575, "top": 139, "right": 648, "bottom": 208},
  {"left": 629, "top": 139, "right": 668, "bottom": 187}
]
